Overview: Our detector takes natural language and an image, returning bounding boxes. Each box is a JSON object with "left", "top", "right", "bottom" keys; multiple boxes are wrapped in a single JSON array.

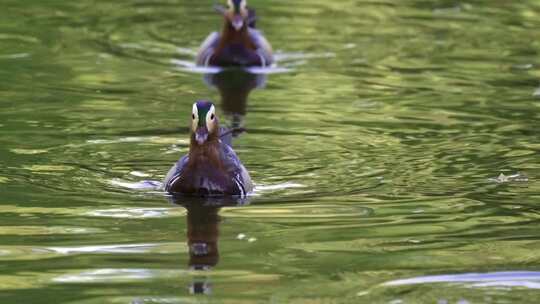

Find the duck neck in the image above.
[
  {"left": 188, "top": 136, "right": 222, "bottom": 168},
  {"left": 218, "top": 20, "right": 254, "bottom": 50}
]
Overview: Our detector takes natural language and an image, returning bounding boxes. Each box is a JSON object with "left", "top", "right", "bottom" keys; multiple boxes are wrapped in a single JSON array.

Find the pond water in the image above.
[{"left": 1, "top": 0, "right": 540, "bottom": 303}]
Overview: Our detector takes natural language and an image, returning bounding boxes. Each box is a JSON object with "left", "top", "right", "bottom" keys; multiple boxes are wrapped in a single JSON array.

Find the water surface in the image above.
[{"left": 1, "top": 0, "right": 539, "bottom": 303}]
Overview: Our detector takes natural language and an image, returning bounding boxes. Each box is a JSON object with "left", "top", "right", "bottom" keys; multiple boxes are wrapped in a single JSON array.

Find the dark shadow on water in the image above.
[
  {"left": 186, "top": 203, "right": 219, "bottom": 295},
  {"left": 168, "top": 196, "right": 246, "bottom": 295},
  {"left": 204, "top": 69, "right": 266, "bottom": 138}
]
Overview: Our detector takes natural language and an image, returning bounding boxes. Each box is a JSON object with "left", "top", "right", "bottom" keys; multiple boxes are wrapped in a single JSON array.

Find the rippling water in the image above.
[{"left": 1, "top": 0, "right": 539, "bottom": 303}]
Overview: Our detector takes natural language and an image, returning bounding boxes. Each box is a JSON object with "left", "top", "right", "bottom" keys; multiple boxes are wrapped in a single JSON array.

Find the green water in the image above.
[{"left": 1, "top": 0, "right": 540, "bottom": 303}]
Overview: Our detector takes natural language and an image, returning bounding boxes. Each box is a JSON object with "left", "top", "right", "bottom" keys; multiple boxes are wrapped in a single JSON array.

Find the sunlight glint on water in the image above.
[{"left": 0, "top": 0, "right": 539, "bottom": 303}]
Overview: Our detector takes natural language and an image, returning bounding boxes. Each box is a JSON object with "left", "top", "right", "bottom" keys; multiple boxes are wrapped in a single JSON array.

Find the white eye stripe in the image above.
[
  {"left": 205, "top": 105, "right": 217, "bottom": 134},
  {"left": 191, "top": 103, "right": 199, "bottom": 133},
  {"left": 206, "top": 105, "right": 216, "bottom": 123},
  {"left": 192, "top": 103, "right": 199, "bottom": 119}
]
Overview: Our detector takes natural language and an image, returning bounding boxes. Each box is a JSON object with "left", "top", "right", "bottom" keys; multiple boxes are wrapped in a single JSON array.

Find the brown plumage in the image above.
[
  {"left": 164, "top": 101, "right": 253, "bottom": 197},
  {"left": 196, "top": 0, "right": 274, "bottom": 67},
  {"left": 214, "top": 15, "right": 257, "bottom": 56}
]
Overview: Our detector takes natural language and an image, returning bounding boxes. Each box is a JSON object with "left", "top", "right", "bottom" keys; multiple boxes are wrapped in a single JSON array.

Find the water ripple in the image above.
[
  {"left": 383, "top": 271, "right": 540, "bottom": 290},
  {"left": 53, "top": 269, "right": 156, "bottom": 283},
  {"left": 109, "top": 179, "right": 163, "bottom": 191},
  {"left": 47, "top": 242, "right": 185, "bottom": 255},
  {"left": 48, "top": 244, "right": 158, "bottom": 255},
  {"left": 87, "top": 207, "right": 184, "bottom": 218},
  {"left": 488, "top": 172, "right": 529, "bottom": 184},
  {"left": 0, "top": 226, "right": 104, "bottom": 236}
]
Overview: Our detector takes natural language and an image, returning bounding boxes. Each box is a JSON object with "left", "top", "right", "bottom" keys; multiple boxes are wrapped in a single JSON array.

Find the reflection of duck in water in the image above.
[
  {"left": 186, "top": 204, "right": 220, "bottom": 270},
  {"left": 169, "top": 200, "right": 221, "bottom": 295},
  {"left": 168, "top": 198, "right": 243, "bottom": 295},
  {"left": 204, "top": 69, "right": 266, "bottom": 137},
  {"left": 163, "top": 101, "right": 253, "bottom": 197},
  {"left": 197, "top": 0, "right": 274, "bottom": 67}
]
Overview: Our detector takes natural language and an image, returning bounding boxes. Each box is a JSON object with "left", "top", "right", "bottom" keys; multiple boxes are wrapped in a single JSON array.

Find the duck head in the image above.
[
  {"left": 191, "top": 100, "right": 219, "bottom": 145},
  {"left": 221, "top": 0, "right": 248, "bottom": 31}
]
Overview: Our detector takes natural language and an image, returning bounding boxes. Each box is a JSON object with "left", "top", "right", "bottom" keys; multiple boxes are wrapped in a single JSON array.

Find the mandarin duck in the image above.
[
  {"left": 196, "top": 0, "right": 274, "bottom": 67},
  {"left": 164, "top": 101, "right": 253, "bottom": 197}
]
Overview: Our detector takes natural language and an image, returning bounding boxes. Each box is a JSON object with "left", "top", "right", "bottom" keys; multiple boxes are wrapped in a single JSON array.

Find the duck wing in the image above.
[
  {"left": 219, "top": 141, "right": 253, "bottom": 195},
  {"left": 164, "top": 143, "right": 251, "bottom": 196},
  {"left": 219, "top": 127, "right": 233, "bottom": 147},
  {"left": 247, "top": 8, "right": 257, "bottom": 28},
  {"left": 164, "top": 153, "right": 234, "bottom": 195},
  {"left": 163, "top": 154, "right": 189, "bottom": 192},
  {"left": 196, "top": 32, "right": 220, "bottom": 66},
  {"left": 249, "top": 29, "right": 274, "bottom": 66}
]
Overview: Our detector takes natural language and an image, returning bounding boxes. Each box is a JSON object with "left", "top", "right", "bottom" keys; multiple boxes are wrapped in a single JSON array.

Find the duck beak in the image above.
[
  {"left": 195, "top": 127, "right": 209, "bottom": 145},
  {"left": 231, "top": 14, "right": 244, "bottom": 31}
]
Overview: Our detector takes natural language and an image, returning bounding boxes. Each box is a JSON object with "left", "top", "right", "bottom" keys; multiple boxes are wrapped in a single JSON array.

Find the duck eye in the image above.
[
  {"left": 210, "top": 114, "right": 215, "bottom": 120},
  {"left": 192, "top": 114, "right": 196, "bottom": 120}
]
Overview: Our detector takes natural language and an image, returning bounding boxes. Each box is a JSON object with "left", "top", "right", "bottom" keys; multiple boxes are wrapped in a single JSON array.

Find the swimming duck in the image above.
[
  {"left": 196, "top": 0, "right": 274, "bottom": 67},
  {"left": 164, "top": 100, "right": 253, "bottom": 197}
]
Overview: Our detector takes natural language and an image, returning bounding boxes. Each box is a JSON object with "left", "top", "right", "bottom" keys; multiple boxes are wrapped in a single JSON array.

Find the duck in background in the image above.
[
  {"left": 163, "top": 100, "right": 253, "bottom": 197},
  {"left": 197, "top": 0, "right": 274, "bottom": 67}
]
